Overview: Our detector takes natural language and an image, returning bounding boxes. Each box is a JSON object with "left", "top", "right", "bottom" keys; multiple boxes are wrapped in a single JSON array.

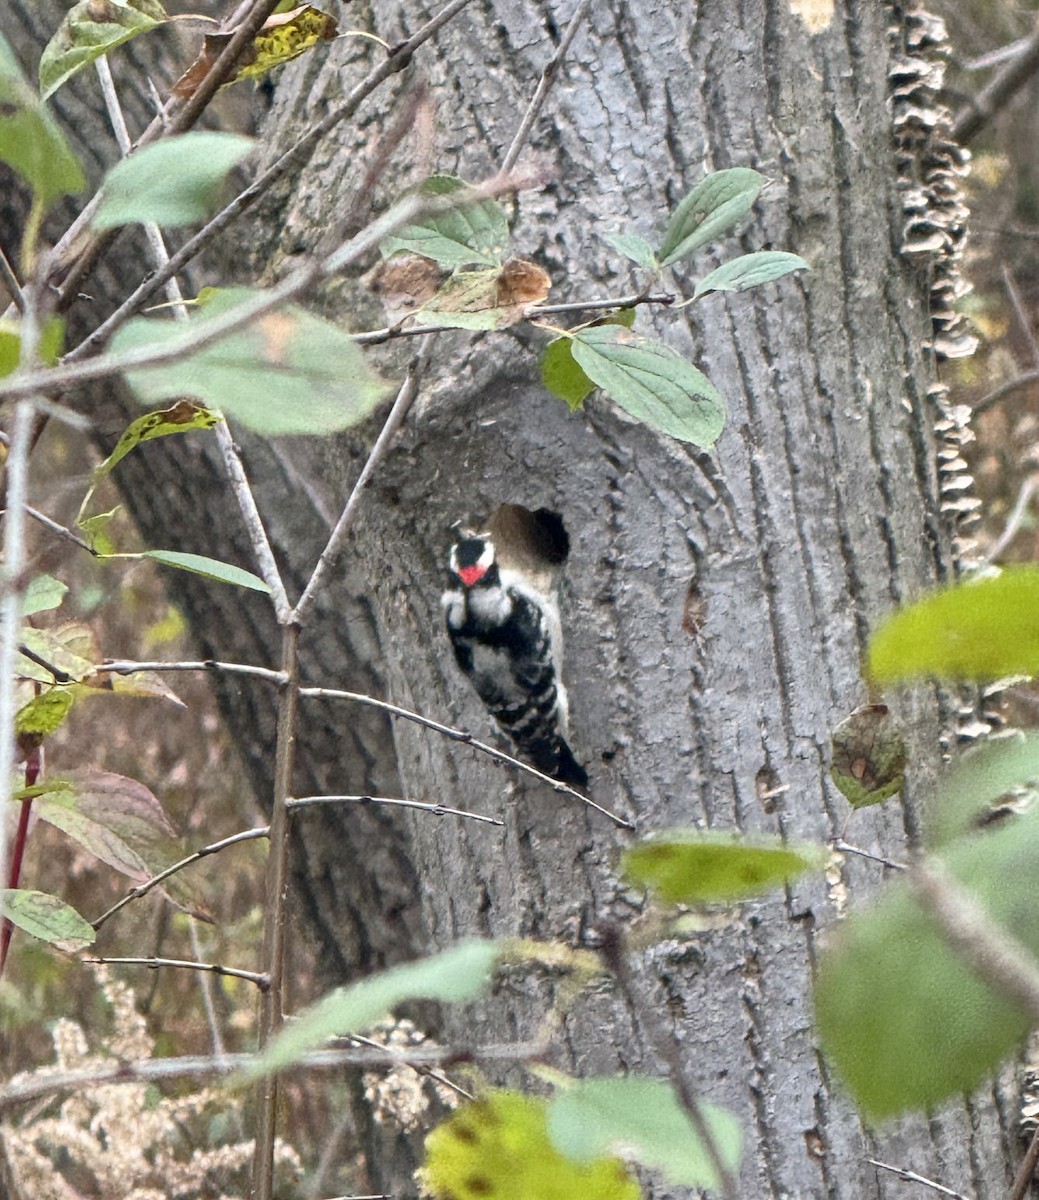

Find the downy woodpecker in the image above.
[{"left": 443, "top": 534, "right": 588, "bottom": 788}]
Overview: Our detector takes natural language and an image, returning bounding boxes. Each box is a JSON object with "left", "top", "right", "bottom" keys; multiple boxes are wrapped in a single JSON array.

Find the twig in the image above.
[
  {"left": 0, "top": 243, "right": 24, "bottom": 313},
  {"left": 339, "top": 1030, "right": 474, "bottom": 1101},
  {"left": 1002, "top": 266, "right": 1039, "bottom": 368},
  {"left": 88, "top": 955, "right": 269, "bottom": 988},
  {"left": 24, "top": 505, "right": 98, "bottom": 556},
  {"left": 214, "top": 422, "right": 291, "bottom": 620},
  {"left": 832, "top": 839, "right": 907, "bottom": 871},
  {"left": 252, "top": 625, "right": 301, "bottom": 1200},
  {"left": 287, "top": 793, "right": 503, "bottom": 826},
  {"left": 867, "top": 1158, "right": 973, "bottom": 1199},
  {"left": 67, "top": 0, "right": 479, "bottom": 360},
  {"left": 17, "top": 643, "right": 73, "bottom": 684},
  {"left": 97, "top": 659, "right": 287, "bottom": 684},
  {"left": 500, "top": 0, "right": 593, "bottom": 173},
  {"left": 983, "top": 476, "right": 1037, "bottom": 564},
  {"left": 91, "top": 825, "right": 270, "bottom": 931},
  {"left": 909, "top": 859, "right": 1039, "bottom": 1021},
  {"left": 293, "top": 333, "right": 436, "bottom": 624},
  {"left": 971, "top": 370, "right": 1039, "bottom": 416},
  {"left": 95, "top": 60, "right": 293, "bottom": 623},
  {"left": 48, "top": 0, "right": 285, "bottom": 306},
  {"left": 300, "top": 686, "right": 635, "bottom": 829},
  {"left": 347, "top": 292, "right": 677, "bottom": 346},
  {"left": 530, "top": 292, "right": 674, "bottom": 316},
  {"left": 0, "top": 1041, "right": 539, "bottom": 1112},
  {"left": 1009, "top": 1121, "right": 1039, "bottom": 1200},
  {"left": 953, "top": 12, "right": 1039, "bottom": 144},
  {"left": 4, "top": 174, "right": 537, "bottom": 403},
  {"left": 188, "top": 920, "right": 228, "bottom": 1058},
  {"left": 0, "top": 402, "right": 35, "bottom": 947},
  {"left": 599, "top": 925, "right": 739, "bottom": 1200}
]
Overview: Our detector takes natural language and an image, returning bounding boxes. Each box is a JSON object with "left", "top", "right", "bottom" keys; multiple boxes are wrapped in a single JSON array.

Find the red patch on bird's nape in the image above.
[{"left": 458, "top": 565, "right": 486, "bottom": 587}]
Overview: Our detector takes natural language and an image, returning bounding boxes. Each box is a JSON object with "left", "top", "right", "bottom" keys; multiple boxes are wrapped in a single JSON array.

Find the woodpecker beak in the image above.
[{"left": 457, "top": 565, "right": 486, "bottom": 587}]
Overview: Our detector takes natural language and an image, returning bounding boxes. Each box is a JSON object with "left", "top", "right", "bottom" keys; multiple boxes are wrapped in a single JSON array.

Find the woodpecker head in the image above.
[{"left": 448, "top": 535, "right": 499, "bottom": 590}]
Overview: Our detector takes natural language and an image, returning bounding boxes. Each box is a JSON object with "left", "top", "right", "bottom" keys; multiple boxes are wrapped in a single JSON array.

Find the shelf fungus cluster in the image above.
[
  {"left": 889, "top": 3, "right": 976, "bottom": 363},
  {"left": 889, "top": 5, "right": 998, "bottom": 747}
]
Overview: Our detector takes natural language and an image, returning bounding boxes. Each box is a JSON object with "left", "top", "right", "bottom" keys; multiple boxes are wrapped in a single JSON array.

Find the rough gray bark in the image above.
[{"left": 2, "top": 0, "right": 1024, "bottom": 1196}]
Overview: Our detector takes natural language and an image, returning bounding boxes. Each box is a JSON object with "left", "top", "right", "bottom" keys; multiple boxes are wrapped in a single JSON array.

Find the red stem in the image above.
[{"left": 0, "top": 748, "right": 40, "bottom": 976}]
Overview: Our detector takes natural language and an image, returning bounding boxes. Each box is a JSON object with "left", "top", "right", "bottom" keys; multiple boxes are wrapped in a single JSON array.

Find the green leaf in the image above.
[
  {"left": 247, "top": 939, "right": 500, "bottom": 1078},
  {"left": 421, "top": 1090, "right": 640, "bottom": 1200},
  {"left": 39, "top": 0, "right": 169, "bottom": 101},
  {"left": 869, "top": 566, "right": 1039, "bottom": 683},
  {"left": 135, "top": 550, "right": 271, "bottom": 593},
  {"left": 108, "top": 287, "right": 389, "bottom": 435},
  {"left": 79, "top": 401, "right": 220, "bottom": 526},
  {"left": 22, "top": 575, "right": 68, "bottom": 617},
  {"left": 548, "top": 1077, "right": 742, "bottom": 1190},
  {"left": 1, "top": 889, "right": 94, "bottom": 951},
  {"left": 622, "top": 830, "right": 821, "bottom": 904},
  {"left": 926, "top": 733, "right": 1039, "bottom": 848},
  {"left": 0, "top": 32, "right": 85, "bottom": 204},
  {"left": 380, "top": 175, "right": 510, "bottom": 268},
  {"left": 18, "top": 623, "right": 97, "bottom": 684},
  {"left": 79, "top": 508, "right": 121, "bottom": 556},
  {"left": 92, "top": 133, "right": 255, "bottom": 230},
  {"left": 815, "top": 810, "right": 1039, "bottom": 1120},
  {"left": 233, "top": 4, "right": 337, "bottom": 83},
  {"left": 604, "top": 232, "right": 659, "bottom": 270},
  {"left": 0, "top": 317, "right": 65, "bottom": 379},
  {"left": 658, "top": 168, "right": 766, "bottom": 267},
  {"left": 15, "top": 688, "right": 75, "bottom": 737},
  {"left": 692, "top": 250, "right": 809, "bottom": 299},
  {"left": 830, "top": 704, "right": 907, "bottom": 810},
  {"left": 541, "top": 337, "right": 595, "bottom": 410},
  {"left": 31, "top": 770, "right": 182, "bottom": 882},
  {"left": 570, "top": 325, "right": 726, "bottom": 448}
]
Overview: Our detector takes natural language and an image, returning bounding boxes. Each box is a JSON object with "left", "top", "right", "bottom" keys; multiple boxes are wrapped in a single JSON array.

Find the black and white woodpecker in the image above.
[{"left": 442, "top": 533, "right": 588, "bottom": 788}]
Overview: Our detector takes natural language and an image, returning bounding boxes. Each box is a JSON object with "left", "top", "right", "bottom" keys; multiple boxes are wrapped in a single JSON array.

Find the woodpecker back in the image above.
[{"left": 442, "top": 535, "right": 588, "bottom": 788}]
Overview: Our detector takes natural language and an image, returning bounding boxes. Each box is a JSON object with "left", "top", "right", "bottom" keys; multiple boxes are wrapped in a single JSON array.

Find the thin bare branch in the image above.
[
  {"left": 1002, "top": 266, "right": 1039, "bottom": 368},
  {"left": 89, "top": 955, "right": 269, "bottom": 988},
  {"left": 253, "top": 625, "right": 301, "bottom": 1200},
  {"left": 293, "top": 333, "right": 436, "bottom": 624},
  {"left": 287, "top": 793, "right": 503, "bottom": 826},
  {"left": 500, "top": 0, "right": 593, "bottom": 173},
  {"left": 188, "top": 920, "right": 228, "bottom": 1058},
  {"left": 910, "top": 859, "right": 1039, "bottom": 1021},
  {"left": 301, "top": 686, "right": 634, "bottom": 829},
  {"left": 91, "top": 825, "right": 270, "bottom": 931},
  {"left": 0, "top": 243, "right": 24, "bottom": 314},
  {"left": 67, "top": 0, "right": 479, "bottom": 360},
  {"left": 48, "top": 0, "right": 285, "bottom": 304},
  {"left": 25, "top": 505, "right": 98, "bottom": 556},
  {"left": 832, "top": 840, "right": 907, "bottom": 871},
  {"left": 214, "top": 422, "right": 291, "bottom": 619},
  {"left": 347, "top": 292, "right": 677, "bottom": 346},
  {"left": 530, "top": 292, "right": 675, "bottom": 316},
  {"left": 97, "top": 659, "right": 287, "bottom": 684},
  {"left": 5, "top": 174, "right": 538, "bottom": 404},
  {"left": 0, "top": 1041, "right": 538, "bottom": 1112},
  {"left": 983, "top": 475, "right": 1037, "bottom": 564},
  {"left": 972, "top": 370, "right": 1039, "bottom": 416},
  {"left": 867, "top": 1158, "right": 973, "bottom": 1200},
  {"left": 1009, "top": 1121, "right": 1039, "bottom": 1200},
  {"left": 338, "top": 1030, "right": 474, "bottom": 1101},
  {"left": 953, "top": 12, "right": 1039, "bottom": 145},
  {"left": 0, "top": 402, "right": 35, "bottom": 937},
  {"left": 600, "top": 926, "right": 738, "bottom": 1200}
]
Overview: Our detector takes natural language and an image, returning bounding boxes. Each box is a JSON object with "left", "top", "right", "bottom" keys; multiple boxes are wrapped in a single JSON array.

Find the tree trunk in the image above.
[{"left": 3, "top": 0, "right": 1022, "bottom": 1196}]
